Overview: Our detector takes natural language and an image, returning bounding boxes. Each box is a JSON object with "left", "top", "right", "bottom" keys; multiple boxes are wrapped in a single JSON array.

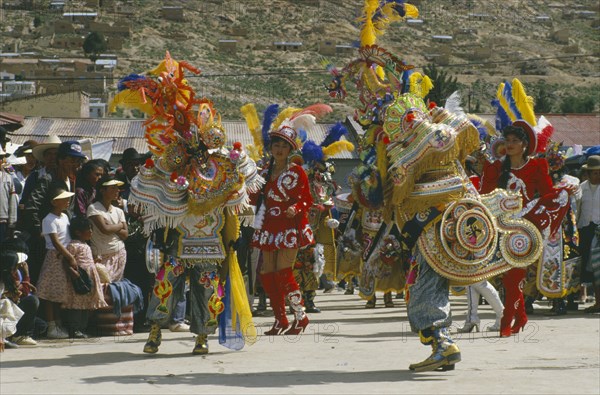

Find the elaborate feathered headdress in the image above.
[
  {"left": 492, "top": 78, "right": 554, "bottom": 156},
  {"left": 240, "top": 103, "right": 335, "bottom": 161}
]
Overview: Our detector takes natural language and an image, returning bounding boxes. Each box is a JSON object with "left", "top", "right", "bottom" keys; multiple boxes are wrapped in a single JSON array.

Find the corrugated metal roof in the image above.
[
  {"left": 8, "top": 114, "right": 598, "bottom": 160},
  {"left": 9, "top": 117, "right": 360, "bottom": 159},
  {"left": 0, "top": 112, "right": 24, "bottom": 126}
]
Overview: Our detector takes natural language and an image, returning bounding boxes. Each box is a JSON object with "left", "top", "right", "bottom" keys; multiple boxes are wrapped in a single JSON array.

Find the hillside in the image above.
[{"left": 1, "top": 0, "right": 599, "bottom": 120}]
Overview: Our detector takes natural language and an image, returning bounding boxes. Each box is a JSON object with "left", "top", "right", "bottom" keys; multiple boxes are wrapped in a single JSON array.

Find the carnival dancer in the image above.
[
  {"left": 242, "top": 102, "right": 338, "bottom": 335},
  {"left": 111, "top": 52, "right": 259, "bottom": 355},
  {"left": 251, "top": 123, "right": 314, "bottom": 335},
  {"left": 480, "top": 121, "right": 573, "bottom": 337},
  {"left": 325, "top": 2, "right": 547, "bottom": 373}
]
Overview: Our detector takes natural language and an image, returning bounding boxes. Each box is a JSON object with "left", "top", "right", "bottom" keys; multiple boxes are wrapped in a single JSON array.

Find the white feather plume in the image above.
[
  {"left": 290, "top": 114, "right": 316, "bottom": 132},
  {"left": 444, "top": 91, "right": 465, "bottom": 116}
]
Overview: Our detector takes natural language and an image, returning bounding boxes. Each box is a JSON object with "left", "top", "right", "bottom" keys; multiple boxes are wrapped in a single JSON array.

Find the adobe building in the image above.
[
  {"left": 0, "top": 90, "right": 90, "bottom": 118},
  {"left": 53, "top": 20, "right": 75, "bottom": 34},
  {"left": 218, "top": 39, "right": 237, "bottom": 54},
  {"left": 162, "top": 6, "right": 184, "bottom": 21},
  {"left": 62, "top": 12, "right": 98, "bottom": 28},
  {"left": 273, "top": 42, "right": 303, "bottom": 51},
  {"left": 52, "top": 35, "right": 85, "bottom": 50},
  {"left": 318, "top": 40, "right": 336, "bottom": 56}
]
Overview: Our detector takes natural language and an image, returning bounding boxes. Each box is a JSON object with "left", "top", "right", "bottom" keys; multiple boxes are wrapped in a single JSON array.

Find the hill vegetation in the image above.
[{"left": 1, "top": 0, "right": 599, "bottom": 120}]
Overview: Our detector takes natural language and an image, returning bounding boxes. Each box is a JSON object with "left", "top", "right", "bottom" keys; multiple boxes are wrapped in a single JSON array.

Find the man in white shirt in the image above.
[{"left": 577, "top": 155, "right": 600, "bottom": 313}]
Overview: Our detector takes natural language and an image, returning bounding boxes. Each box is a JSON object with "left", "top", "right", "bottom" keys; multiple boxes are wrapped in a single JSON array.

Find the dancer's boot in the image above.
[
  {"left": 260, "top": 272, "right": 289, "bottom": 335},
  {"left": 409, "top": 327, "right": 461, "bottom": 372}
]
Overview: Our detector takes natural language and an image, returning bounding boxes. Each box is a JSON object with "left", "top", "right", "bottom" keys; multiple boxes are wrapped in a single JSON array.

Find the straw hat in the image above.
[{"left": 32, "top": 135, "right": 62, "bottom": 161}]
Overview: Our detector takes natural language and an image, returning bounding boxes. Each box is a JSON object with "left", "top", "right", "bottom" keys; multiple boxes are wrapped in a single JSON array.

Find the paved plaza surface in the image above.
[{"left": 1, "top": 290, "right": 599, "bottom": 394}]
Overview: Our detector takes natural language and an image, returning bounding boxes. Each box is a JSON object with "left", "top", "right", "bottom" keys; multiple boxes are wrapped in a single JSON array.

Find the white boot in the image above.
[
  {"left": 473, "top": 280, "right": 504, "bottom": 331},
  {"left": 458, "top": 286, "right": 480, "bottom": 333}
]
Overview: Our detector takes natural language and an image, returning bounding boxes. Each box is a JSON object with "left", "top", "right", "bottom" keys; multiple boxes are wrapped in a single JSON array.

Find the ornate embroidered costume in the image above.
[
  {"left": 111, "top": 52, "right": 259, "bottom": 355},
  {"left": 251, "top": 164, "right": 314, "bottom": 251},
  {"left": 328, "top": 5, "right": 545, "bottom": 369}
]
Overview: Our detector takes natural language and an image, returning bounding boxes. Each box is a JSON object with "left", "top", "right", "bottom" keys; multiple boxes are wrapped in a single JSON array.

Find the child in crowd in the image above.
[
  {"left": 36, "top": 188, "right": 76, "bottom": 339},
  {"left": 1, "top": 250, "right": 43, "bottom": 346},
  {"left": 0, "top": 251, "right": 25, "bottom": 350},
  {"left": 63, "top": 216, "right": 107, "bottom": 338}
]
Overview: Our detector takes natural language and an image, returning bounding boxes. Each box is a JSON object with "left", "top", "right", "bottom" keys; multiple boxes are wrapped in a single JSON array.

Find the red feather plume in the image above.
[{"left": 535, "top": 116, "right": 554, "bottom": 153}]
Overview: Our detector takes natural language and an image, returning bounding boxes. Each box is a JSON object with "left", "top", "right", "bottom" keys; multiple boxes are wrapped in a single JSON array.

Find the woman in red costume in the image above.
[
  {"left": 480, "top": 121, "right": 571, "bottom": 337},
  {"left": 251, "top": 125, "right": 314, "bottom": 335}
]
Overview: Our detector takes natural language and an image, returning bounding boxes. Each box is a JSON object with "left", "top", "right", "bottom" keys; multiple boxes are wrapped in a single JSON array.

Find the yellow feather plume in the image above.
[
  {"left": 359, "top": 0, "right": 379, "bottom": 47},
  {"left": 272, "top": 107, "right": 301, "bottom": 131},
  {"left": 322, "top": 140, "right": 355, "bottom": 159},
  {"left": 420, "top": 75, "right": 433, "bottom": 98},
  {"left": 240, "top": 103, "right": 263, "bottom": 157},
  {"left": 245, "top": 145, "right": 261, "bottom": 162},
  {"left": 511, "top": 79, "right": 536, "bottom": 126},
  {"left": 405, "top": 4, "right": 419, "bottom": 18},
  {"left": 409, "top": 72, "right": 422, "bottom": 96}
]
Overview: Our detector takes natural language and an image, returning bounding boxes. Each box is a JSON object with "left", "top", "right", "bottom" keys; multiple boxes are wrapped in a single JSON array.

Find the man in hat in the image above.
[
  {"left": 578, "top": 155, "right": 600, "bottom": 313},
  {"left": 20, "top": 136, "right": 61, "bottom": 209},
  {"left": 13, "top": 140, "right": 39, "bottom": 202},
  {"left": 116, "top": 148, "right": 148, "bottom": 202},
  {"left": 21, "top": 140, "right": 86, "bottom": 284},
  {"left": 0, "top": 146, "right": 19, "bottom": 242}
]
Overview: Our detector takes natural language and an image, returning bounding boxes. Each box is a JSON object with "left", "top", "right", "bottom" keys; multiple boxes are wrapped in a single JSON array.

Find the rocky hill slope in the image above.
[{"left": 1, "top": 0, "right": 599, "bottom": 119}]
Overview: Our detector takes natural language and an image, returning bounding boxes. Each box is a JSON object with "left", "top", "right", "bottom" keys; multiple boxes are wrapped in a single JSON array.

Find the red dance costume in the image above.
[
  {"left": 480, "top": 157, "right": 570, "bottom": 336},
  {"left": 252, "top": 163, "right": 314, "bottom": 335},
  {"left": 252, "top": 163, "right": 314, "bottom": 251}
]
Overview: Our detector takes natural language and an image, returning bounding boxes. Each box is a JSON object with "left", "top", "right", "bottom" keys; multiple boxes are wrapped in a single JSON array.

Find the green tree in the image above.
[
  {"left": 33, "top": 16, "right": 43, "bottom": 28},
  {"left": 422, "top": 63, "right": 460, "bottom": 105},
  {"left": 533, "top": 82, "right": 554, "bottom": 113},
  {"left": 83, "top": 32, "right": 107, "bottom": 62},
  {"left": 560, "top": 96, "right": 596, "bottom": 113}
]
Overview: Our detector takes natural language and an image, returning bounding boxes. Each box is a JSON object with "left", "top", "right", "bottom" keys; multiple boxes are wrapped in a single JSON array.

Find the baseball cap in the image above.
[{"left": 58, "top": 141, "right": 87, "bottom": 159}]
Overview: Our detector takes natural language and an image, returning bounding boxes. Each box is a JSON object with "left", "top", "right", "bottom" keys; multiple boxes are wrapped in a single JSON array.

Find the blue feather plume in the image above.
[
  {"left": 401, "top": 70, "right": 413, "bottom": 94},
  {"left": 301, "top": 140, "right": 324, "bottom": 164},
  {"left": 298, "top": 128, "right": 308, "bottom": 143},
  {"left": 117, "top": 73, "right": 146, "bottom": 91},
  {"left": 502, "top": 81, "right": 522, "bottom": 120},
  {"left": 470, "top": 118, "right": 488, "bottom": 141},
  {"left": 321, "top": 122, "right": 348, "bottom": 147},
  {"left": 491, "top": 99, "right": 511, "bottom": 132},
  {"left": 262, "top": 104, "right": 279, "bottom": 149}
]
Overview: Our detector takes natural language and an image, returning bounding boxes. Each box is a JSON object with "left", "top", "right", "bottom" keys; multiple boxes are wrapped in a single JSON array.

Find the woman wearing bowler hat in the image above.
[{"left": 251, "top": 122, "right": 314, "bottom": 336}]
